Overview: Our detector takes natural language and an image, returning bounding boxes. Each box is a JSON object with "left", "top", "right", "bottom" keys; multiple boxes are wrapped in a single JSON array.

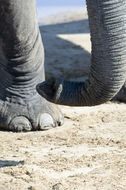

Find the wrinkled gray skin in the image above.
[
  {"left": 0, "top": 0, "right": 64, "bottom": 132},
  {"left": 0, "top": 1, "right": 126, "bottom": 132},
  {"left": 37, "top": 0, "right": 126, "bottom": 106}
]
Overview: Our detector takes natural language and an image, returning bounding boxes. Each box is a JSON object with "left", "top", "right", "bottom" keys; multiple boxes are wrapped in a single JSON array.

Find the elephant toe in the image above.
[
  {"left": 38, "top": 113, "right": 57, "bottom": 130},
  {"left": 57, "top": 112, "right": 64, "bottom": 126},
  {"left": 9, "top": 116, "right": 32, "bottom": 132}
]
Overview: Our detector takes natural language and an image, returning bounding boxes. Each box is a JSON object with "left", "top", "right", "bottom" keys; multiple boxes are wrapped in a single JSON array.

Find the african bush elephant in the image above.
[{"left": 0, "top": 0, "right": 126, "bottom": 132}]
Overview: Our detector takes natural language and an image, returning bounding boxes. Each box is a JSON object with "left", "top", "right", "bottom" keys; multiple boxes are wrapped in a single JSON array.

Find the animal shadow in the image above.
[
  {"left": 0, "top": 160, "right": 24, "bottom": 168},
  {"left": 39, "top": 18, "right": 91, "bottom": 81}
]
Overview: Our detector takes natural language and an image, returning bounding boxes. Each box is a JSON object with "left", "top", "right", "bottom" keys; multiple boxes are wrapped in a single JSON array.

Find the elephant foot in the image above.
[
  {"left": 0, "top": 95, "right": 64, "bottom": 132},
  {"left": 113, "top": 82, "right": 126, "bottom": 102}
]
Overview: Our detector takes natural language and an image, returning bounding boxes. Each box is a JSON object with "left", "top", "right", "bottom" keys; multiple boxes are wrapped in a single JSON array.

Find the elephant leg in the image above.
[{"left": 0, "top": 0, "right": 63, "bottom": 131}]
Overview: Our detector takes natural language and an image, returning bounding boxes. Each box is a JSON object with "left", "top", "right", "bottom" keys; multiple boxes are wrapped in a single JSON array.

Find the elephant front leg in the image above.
[{"left": 0, "top": 0, "right": 64, "bottom": 131}]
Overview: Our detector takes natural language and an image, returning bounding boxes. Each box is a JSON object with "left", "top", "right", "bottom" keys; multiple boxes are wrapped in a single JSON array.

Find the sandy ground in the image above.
[{"left": 0, "top": 9, "right": 126, "bottom": 190}]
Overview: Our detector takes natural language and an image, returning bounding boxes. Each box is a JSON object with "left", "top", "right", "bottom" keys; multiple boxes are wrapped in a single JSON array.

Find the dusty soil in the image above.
[{"left": 0, "top": 9, "right": 126, "bottom": 190}]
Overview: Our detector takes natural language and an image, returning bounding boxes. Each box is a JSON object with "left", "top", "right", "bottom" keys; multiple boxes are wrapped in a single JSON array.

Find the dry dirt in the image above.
[{"left": 0, "top": 9, "right": 126, "bottom": 190}]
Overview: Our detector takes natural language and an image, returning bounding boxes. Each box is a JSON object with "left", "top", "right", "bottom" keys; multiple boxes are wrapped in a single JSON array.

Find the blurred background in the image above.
[{"left": 36, "top": 0, "right": 86, "bottom": 18}]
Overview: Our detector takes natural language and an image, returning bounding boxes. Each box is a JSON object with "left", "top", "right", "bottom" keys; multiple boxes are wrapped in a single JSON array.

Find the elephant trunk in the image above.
[{"left": 37, "top": 0, "right": 126, "bottom": 106}]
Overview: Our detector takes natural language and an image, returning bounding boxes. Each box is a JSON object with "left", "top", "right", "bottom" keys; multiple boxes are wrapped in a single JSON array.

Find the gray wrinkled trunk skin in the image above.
[
  {"left": 0, "top": 0, "right": 63, "bottom": 131},
  {"left": 37, "top": 0, "right": 126, "bottom": 106},
  {"left": 114, "top": 81, "right": 126, "bottom": 102}
]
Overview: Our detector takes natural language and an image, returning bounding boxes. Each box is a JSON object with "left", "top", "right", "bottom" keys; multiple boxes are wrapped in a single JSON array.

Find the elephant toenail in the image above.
[
  {"left": 58, "top": 113, "right": 64, "bottom": 126},
  {"left": 38, "top": 113, "right": 55, "bottom": 130},
  {"left": 9, "top": 116, "right": 32, "bottom": 132}
]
